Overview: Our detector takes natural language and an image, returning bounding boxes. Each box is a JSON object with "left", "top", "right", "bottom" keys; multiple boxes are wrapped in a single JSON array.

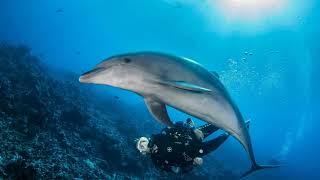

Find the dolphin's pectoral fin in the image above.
[
  {"left": 161, "top": 80, "right": 212, "bottom": 93},
  {"left": 210, "top": 71, "right": 220, "bottom": 79},
  {"left": 144, "top": 98, "right": 174, "bottom": 127}
]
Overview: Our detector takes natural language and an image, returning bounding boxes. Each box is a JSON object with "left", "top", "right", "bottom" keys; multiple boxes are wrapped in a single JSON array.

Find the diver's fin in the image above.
[
  {"left": 144, "top": 97, "right": 174, "bottom": 127},
  {"left": 210, "top": 71, "right": 220, "bottom": 78},
  {"left": 240, "top": 164, "right": 280, "bottom": 178},
  {"left": 161, "top": 80, "right": 211, "bottom": 93}
]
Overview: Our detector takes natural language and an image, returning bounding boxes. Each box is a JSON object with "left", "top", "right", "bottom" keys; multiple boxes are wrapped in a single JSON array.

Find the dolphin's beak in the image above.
[{"left": 79, "top": 67, "right": 106, "bottom": 83}]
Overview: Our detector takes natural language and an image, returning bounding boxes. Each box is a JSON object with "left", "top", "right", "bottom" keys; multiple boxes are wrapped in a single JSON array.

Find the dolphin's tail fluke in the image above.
[{"left": 240, "top": 164, "right": 280, "bottom": 178}]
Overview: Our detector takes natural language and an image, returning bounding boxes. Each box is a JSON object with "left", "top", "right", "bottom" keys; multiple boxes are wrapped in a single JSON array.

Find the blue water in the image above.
[{"left": 1, "top": 0, "right": 319, "bottom": 179}]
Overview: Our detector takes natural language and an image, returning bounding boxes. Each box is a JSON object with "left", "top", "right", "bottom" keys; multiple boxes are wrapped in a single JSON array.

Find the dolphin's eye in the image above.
[{"left": 123, "top": 58, "right": 131, "bottom": 63}]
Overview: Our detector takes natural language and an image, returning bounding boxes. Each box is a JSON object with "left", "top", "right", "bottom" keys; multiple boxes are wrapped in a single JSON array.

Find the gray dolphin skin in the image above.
[{"left": 79, "top": 52, "right": 279, "bottom": 177}]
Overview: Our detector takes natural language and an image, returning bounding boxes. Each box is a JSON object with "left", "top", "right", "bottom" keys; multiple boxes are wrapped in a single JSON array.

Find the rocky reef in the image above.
[{"left": 0, "top": 43, "right": 236, "bottom": 179}]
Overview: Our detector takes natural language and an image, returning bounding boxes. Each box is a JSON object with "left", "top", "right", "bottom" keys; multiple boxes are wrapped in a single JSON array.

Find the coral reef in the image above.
[{"left": 0, "top": 43, "right": 236, "bottom": 179}]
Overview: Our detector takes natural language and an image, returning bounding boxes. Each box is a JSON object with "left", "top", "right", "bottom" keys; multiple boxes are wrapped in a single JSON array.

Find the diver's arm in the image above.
[{"left": 197, "top": 133, "right": 229, "bottom": 156}]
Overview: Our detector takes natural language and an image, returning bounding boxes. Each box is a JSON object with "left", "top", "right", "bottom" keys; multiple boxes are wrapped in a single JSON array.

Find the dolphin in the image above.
[{"left": 79, "top": 52, "right": 279, "bottom": 177}]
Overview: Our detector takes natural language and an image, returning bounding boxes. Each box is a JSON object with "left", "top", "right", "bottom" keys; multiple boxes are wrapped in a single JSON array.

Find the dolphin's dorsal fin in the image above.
[
  {"left": 144, "top": 97, "right": 174, "bottom": 127},
  {"left": 210, "top": 71, "right": 220, "bottom": 78},
  {"left": 161, "top": 80, "right": 212, "bottom": 93}
]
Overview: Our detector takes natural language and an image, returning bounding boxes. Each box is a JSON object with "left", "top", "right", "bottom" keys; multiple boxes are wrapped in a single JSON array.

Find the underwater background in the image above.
[{"left": 0, "top": 0, "right": 319, "bottom": 179}]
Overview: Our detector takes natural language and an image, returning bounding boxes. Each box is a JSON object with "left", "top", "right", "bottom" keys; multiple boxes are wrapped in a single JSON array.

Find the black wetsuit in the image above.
[{"left": 148, "top": 121, "right": 229, "bottom": 173}]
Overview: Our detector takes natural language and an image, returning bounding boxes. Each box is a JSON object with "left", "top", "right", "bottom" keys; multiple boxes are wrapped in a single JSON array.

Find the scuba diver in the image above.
[{"left": 136, "top": 118, "right": 250, "bottom": 174}]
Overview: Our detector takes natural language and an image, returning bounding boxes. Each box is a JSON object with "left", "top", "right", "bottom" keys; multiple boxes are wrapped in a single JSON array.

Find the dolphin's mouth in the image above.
[{"left": 79, "top": 67, "right": 106, "bottom": 83}]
